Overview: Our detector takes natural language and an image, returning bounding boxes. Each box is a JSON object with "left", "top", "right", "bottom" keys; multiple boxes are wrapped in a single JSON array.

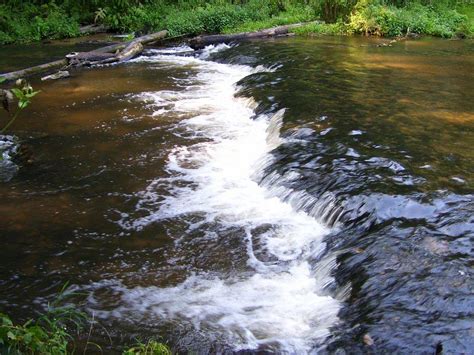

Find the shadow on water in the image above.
[{"left": 0, "top": 36, "right": 473, "bottom": 353}]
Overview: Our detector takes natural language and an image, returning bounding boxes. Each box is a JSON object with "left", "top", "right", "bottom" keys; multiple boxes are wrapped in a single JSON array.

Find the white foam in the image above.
[{"left": 110, "top": 48, "right": 340, "bottom": 352}]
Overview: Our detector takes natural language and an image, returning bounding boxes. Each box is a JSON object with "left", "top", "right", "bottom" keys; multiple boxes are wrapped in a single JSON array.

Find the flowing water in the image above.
[{"left": 0, "top": 36, "right": 473, "bottom": 353}]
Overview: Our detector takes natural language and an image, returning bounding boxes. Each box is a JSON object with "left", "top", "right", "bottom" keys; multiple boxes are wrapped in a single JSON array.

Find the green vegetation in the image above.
[
  {"left": 0, "top": 1, "right": 472, "bottom": 45},
  {"left": 0, "top": 312, "right": 81, "bottom": 354},
  {"left": 0, "top": 283, "right": 171, "bottom": 354},
  {"left": 0, "top": 284, "right": 86, "bottom": 354},
  {"left": 456, "top": 2, "right": 474, "bottom": 33},
  {"left": 1, "top": 79, "right": 40, "bottom": 133},
  {"left": 296, "top": 0, "right": 473, "bottom": 38},
  {"left": 347, "top": 0, "right": 469, "bottom": 37},
  {"left": 1, "top": 309, "right": 171, "bottom": 354},
  {"left": 123, "top": 339, "right": 172, "bottom": 355},
  {"left": 0, "top": 2, "right": 80, "bottom": 45}
]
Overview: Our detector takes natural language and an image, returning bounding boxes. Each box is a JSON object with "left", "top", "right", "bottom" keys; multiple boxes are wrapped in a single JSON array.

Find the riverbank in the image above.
[{"left": 0, "top": 1, "right": 472, "bottom": 46}]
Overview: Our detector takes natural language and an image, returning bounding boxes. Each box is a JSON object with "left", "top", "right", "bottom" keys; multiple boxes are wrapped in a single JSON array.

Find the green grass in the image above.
[
  {"left": 291, "top": 21, "right": 349, "bottom": 36},
  {"left": 0, "top": 284, "right": 87, "bottom": 354},
  {"left": 0, "top": 282, "right": 171, "bottom": 354},
  {"left": 1, "top": 311, "right": 172, "bottom": 354},
  {"left": 123, "top": 340, "right": 171, "bottom": 355}
]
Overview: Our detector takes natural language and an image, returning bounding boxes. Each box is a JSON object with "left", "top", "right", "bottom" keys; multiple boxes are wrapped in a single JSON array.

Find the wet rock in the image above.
[
  {"left": 406, "top": 32, "right": 421, "bottom": 39},
  {"left": 422, "top": 237, "right": 449, "bottom": 255},
  {"left": 0, "top": 135, "right": 19, "bottom": 181},
  {"left": 11, "top": 144, "right": 34, "bottom": 165},
  {"left": 363, "top": 333, "right": 374, "bottom": 346},
  {"left": 1, "top": 89, "right": 14, "bottom": 112}
]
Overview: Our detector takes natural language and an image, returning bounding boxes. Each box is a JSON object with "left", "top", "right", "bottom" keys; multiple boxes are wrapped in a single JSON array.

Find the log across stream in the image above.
[
  {"left": 0, "top": 30, "right": 168, "bottom": 82},
  {"left": 0, "top": 24, "right": 311, "bottom": 82}
]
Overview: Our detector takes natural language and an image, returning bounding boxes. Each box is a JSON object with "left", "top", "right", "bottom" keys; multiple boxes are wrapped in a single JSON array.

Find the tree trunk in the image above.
[{"left": 189, "top": 23, "right": 314, "bottom": 49}]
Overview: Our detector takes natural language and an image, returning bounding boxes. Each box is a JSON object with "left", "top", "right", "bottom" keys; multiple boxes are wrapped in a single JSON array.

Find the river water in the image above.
[{"left": 0, "top": 36, "right": 473, "bottom": 353}]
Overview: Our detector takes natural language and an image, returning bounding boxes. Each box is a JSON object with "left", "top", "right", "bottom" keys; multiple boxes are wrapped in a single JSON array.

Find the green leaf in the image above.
[
  {"left": 18, "top": 100, "right": 29, "bottom": 109},
  {"left": 25, "top": 90, "right": 40, "bottom": 99},
  {"left": 23, "top": 332, "right": 32, "bottom": 344},
  {"left": 0, "top": 314, "right": 13, "bottom": 326},
  {"left": 28, "top": 325, "right": 47, "bottom": 339},
  {"left": 7, "top": 331, "right": 16, "bottom": 340},
  {"left": 0, "top": 77, "right": 5, "bottom": 84},
  {"left": 10, "top": 88, "right": 23, "bottom": 99}
]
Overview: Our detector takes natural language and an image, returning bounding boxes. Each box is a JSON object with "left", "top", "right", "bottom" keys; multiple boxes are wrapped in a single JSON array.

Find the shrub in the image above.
[
  {"left": 348, "top": 1, "right": 468, "bottom": 37},
  {"left": 0, "top": 296, "right": 86, "bottom": 354},
  {"left": 309, "top": 0, "right": 358, "bottom": 23},
  {"left": 0, "top": 3, "right": 80, "bottom": 44}
]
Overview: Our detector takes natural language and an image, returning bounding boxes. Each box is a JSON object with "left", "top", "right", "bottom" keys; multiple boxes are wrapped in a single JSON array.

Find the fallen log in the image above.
[
  {"left": 65, "top": 38, "right": 145, "bottom": 67},
  {"left": 41, "top": 70, "right": 70, "bottom": 81},
  {"left": 0, "top": 30, "right": 167, "bottom": 82},
  {"left": 79, "top": 24, "right": 108, "bottom": 35},
  {"left": 115, "top": 40, "right": 144, "bottom": 62},
  {"left": 189, "top": 22, "right": 313, "bottom": 49},
  {"left": 0, "top": 59, "right": 68, "bottom": 83}
]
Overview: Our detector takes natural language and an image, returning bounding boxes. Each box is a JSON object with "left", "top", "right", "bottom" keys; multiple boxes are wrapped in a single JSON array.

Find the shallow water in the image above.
[{"left": 0, "top": 36, "right": 473, "bottom": 353}]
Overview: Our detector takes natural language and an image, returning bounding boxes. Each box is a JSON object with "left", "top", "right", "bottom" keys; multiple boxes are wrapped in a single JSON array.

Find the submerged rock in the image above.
[
  {"left": 0, "top": 135, "right": 19, "bottom": 182},
  {"left": 363, "top": 334, "right": 374, "bottom": 346}
]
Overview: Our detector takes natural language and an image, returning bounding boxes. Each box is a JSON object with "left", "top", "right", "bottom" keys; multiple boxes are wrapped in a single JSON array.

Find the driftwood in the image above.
[
  {"left": 0, "top": 30, "right": 167, "bottom": 82},
  {"left": 189, "top": 23, "right": 312, "bottom": 49},
  {"left": 41, "top": 70, "right": 70, "bottom": 81}
]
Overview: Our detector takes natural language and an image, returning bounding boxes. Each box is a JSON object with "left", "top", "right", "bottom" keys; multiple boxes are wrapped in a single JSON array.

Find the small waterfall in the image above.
[
  {"left": 265, "top": 109, "right": 285, "bottom": 150},
  {"left": 252, "top": 110, "right": 345, "bottom": 228},
  {"left": 95, "top": 45, "right": 341, "bottom": 353}
]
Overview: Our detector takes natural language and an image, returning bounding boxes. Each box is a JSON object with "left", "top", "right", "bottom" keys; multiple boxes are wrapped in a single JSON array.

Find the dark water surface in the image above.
[{"left": 1, "top": 36, "right": 473, "bottom": 353}]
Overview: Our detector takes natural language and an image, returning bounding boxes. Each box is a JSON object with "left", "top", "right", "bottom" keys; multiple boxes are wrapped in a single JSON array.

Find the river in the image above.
[{"left": 0, "top": 36, "right": 473, "bottom": 353}]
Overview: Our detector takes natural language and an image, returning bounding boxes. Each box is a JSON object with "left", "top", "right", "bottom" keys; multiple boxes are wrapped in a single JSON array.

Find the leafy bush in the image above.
[
  {"left": 0, "top": 299, "right": 86, "bottom": 354},
  {"left": 222, "top": 4, "right": 316, "bottom": 33},
  {"left": 309, "top": 0, "right": 358, "bottom": 23},
  {"left": 0, "top": 0, "right": 471, "bottom": 44},
  {"left": 0, "top": 2, "right": 80, "bottom": 44},
  {"left": 101, "top": 0, "right": 296, "bottom": 37},
  {"left": 348, "top": 1, "right": 468, "bottom": 37}
]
